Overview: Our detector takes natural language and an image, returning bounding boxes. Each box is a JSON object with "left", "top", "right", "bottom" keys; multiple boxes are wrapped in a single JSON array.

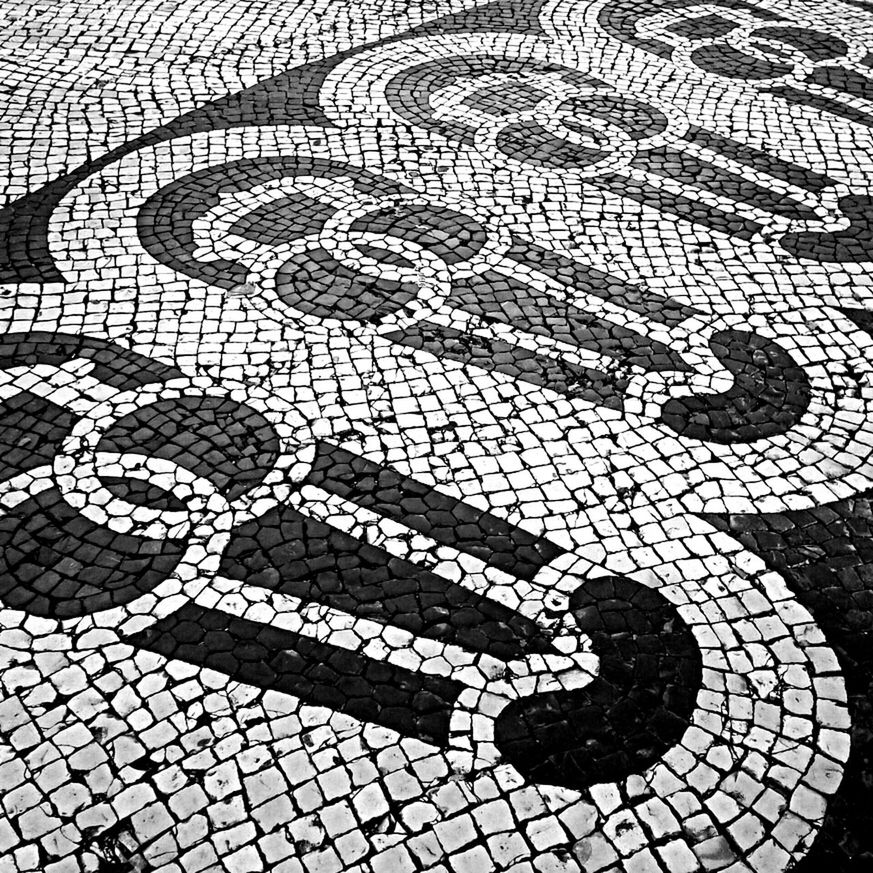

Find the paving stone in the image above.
[{"left": 0, "top": 0, "right": 872, "bottom": 870}]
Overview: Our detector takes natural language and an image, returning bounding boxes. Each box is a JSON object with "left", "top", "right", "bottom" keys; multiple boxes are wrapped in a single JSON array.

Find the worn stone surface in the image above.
[{"left": 0, "top": 0, "right": 872, "bottom": 870}]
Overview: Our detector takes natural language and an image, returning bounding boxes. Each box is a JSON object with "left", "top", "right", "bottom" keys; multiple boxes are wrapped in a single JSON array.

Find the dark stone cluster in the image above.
[{"left": 0, "top": 0, "right": 871, "bottom": 870}]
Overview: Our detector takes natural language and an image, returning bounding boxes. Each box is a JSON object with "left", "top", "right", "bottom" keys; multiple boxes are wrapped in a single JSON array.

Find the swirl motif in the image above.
[
  {"left": 0, "top": 332, "right": 849, "bottom": 873},
  {"left": 135, "top": 153, "right": 821, "bottom": 449},
  {"left": 323, "top": 40, "right": 873, "bottom": 263},
  {"left": 0, "top": 0, "right": 870, "bottom": 870},
  {"left": 585, "top": 0, "right": 873, "bottom": 261}
]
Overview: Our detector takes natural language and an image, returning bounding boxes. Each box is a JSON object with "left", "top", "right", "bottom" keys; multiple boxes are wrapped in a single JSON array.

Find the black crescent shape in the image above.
[
  {"left": 659, "top": 329, "right": 810, "bottom": 443},
  {"left": 493, "top": 575, "right": 701, "bottom": 790},
  {"left": 780, "top": 196, "right": 873, "bottom": 264},
  {"left": 0, "top": 488, "right": 186, "bottom": 620}
]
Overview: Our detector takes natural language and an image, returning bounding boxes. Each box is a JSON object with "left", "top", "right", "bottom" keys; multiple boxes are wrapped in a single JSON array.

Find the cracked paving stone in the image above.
[{"left": 0, "top": 0, "right": 872, "bottom": 871}]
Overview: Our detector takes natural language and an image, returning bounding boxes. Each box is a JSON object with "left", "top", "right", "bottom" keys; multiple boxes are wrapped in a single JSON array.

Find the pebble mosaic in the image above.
[{"left": 0, "top": 0, "right": 872, "bottom": 870}]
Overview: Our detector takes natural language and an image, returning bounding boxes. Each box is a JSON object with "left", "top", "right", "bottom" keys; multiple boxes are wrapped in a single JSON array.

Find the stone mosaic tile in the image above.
[{"left": 0, "top": 0, "right": 872, "bottom": 870}]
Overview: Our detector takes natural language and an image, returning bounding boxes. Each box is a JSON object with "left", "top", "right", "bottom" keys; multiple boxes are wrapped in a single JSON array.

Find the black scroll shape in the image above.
[
  {"left": 383, "top": 56, "right": 597, "bottom": 144},
  {"left": 0, "top": 487, "right": 189, "bottom": 620},
  {"left": 136, "top": 155, "right": 424, "bottom": 295},
  {"left": 699, "top": 317, "right": 873, "bottom": 873},
  {"left": 0, "top": 331, "right": 184, "bottom": 618},
  {"left": 493, "top": 575, "right": 701, "bottom": 791},
  {"left": 272, "top": 202, "right": 492, "bottom": 324},
  {"left": 132, "top": 442, "right": 570, "bottom": 747},
  {"left": 689, "top": 25, "right": 850, "bottom": 80},
  {"left": 658, "top": 329, "right": 811, "bottom": 444},
  {"left": 493, "top": 92, "right": 671, "bottom": 169},
  {"left": 779, "top": 196, "right": 873, "bottom": 264},
  {"left": 0, "top": 331, "right": 183, "bottom": 483},
  {"left": 219, "top": 449, "right": 564, "bottom": 665},
  {"left": 0, "top": 0, "right": 553, "bottom": 287},
  {"left": 95, "top": 395, "right": 281, "bottom": 503},
  {"left": 0, "top": 331, "right": 282, "bottom": 619}
]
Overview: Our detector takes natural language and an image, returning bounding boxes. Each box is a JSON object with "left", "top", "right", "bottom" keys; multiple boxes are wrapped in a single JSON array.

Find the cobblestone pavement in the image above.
[{"left": 1, "top": 0, "right": 873, "bottom": 871}]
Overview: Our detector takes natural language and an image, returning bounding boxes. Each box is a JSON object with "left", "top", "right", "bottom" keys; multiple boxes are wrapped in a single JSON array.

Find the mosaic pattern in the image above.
[{"left": 1, "top": 0, "right": 872, "bottom": 870}]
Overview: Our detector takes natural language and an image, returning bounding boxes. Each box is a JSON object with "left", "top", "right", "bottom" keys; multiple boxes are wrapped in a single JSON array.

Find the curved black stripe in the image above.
[
  {"left": 659, "top": 329, "right": 810, "bottom": 443},
  {"left": 493, "top": 575, "right": 701, "bottom": 790},
  {"left": 0, "top": 488, "right": 186, "bottom": 619},
  {"left": 0, "top": 0, "right": 549, "bottom": 286}
]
